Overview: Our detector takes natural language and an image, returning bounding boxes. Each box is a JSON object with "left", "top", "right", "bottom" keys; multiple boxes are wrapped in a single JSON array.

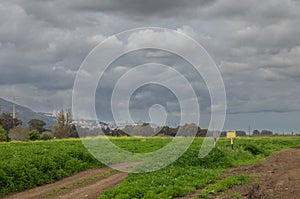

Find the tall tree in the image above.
[
  {"left": 0, "top": 112, "right": 22, "bottom": 132},
  {"left": 28, "top": 119, "right": 46, "bottom": 133},
  {"left": 53, "top": 108, "right": 72, "bottom": 138}
]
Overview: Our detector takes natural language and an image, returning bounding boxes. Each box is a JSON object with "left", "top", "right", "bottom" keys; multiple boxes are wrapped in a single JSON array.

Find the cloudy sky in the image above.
[{"left": 1, "top": 0, "right": 300, "bottom": 133}]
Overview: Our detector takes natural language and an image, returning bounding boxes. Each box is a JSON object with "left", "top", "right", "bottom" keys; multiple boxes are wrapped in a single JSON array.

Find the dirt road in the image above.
[{"left": 3, "top": 167, "right": 127, "bottom": 199}]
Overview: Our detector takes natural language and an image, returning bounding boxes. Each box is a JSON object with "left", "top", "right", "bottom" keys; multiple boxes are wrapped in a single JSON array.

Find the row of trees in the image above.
[
  {"left": 0, "top": 109, "right": 78, "bottom": 142},
  {"left": 252, "top": 129, "right": 273, "bottom": 136},
  {"left": 1, "top": 108, "right": 297, "bottom": 142}
]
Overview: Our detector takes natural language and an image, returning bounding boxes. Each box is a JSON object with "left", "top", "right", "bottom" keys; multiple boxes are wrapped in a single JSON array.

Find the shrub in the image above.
[
  {"left": 9, "top": 126, "right": 29, "bottom": 141},
  {"left": 0, "top": 126, "right": 8, "bottom": 142},
  {"left": 28, "top": 130, "right": 40, "bottom": 141},
  {"left": 244, "top": 144, "right": 265, "bottom": 155},
  {"left": 41, "top": 131, "right": 54, "bottom": 140}
]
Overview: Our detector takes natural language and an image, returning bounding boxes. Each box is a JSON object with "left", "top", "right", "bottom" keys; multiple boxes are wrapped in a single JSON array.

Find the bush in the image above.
[
  {"left": 0, "top": 126, "right": 8, "bottom": 142},
  {"left": 40, "top": 131, "right": 54, "bottom": 140},
  {"left": 244, "top": 144, "right": 265, "bottom": 155},
  {"left": 0, "top": 140, "right": 102, "bottom": 197},
  {"left": 28, "top": 130, "right": 40, "bottom": 141},
  {"left": 9, "top": 126, "right": 29, "bottom": 141}
]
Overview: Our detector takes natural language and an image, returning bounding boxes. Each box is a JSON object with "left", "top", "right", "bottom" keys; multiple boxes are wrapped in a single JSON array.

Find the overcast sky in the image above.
[{"left": 1, "top": 0, "right": 300, "bottom": 133}]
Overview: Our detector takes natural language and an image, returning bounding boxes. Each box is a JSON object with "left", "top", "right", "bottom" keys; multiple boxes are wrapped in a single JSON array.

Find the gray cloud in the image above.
[{"left": 1, "top": 0, "right": 300, "bottom": 132}]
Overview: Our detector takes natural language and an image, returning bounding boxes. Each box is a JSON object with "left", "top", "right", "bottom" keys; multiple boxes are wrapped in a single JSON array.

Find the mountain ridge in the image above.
[{"left": 0, "top": 98, "right": 55, "bottom": 129}]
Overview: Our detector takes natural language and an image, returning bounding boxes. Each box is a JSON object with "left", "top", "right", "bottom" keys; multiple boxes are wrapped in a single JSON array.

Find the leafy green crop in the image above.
[
  {"left": 1, "top": 136, "right": 300, "bottom": 198},
  {"left": 100, "top": 137, "right": 300, "bottom": 199},
  {"left": 0, "top": 140, "right": 103, "bottom": 197},
  {"left": 198, "top": 174, "right": 250, "bottom": 198}
]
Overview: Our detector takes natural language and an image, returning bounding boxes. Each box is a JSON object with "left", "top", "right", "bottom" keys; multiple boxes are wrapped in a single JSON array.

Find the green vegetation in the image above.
[
  {"left": 76, "top": 170, "right": 119, "bottom": 185},
  {"left": 0, "top": 126, "right": 8, "bottom": 142},
  {"left": 198, "top": 174, "right": 250, "bottom": 198},
  {"left": 100, "top": 137, "right": 300, "bottom": 199},
  {"left": 40, "top": 131, "right": 54, "bottom": 140},
  {"left": 42, "top": 185, "right": 73, "bottom": 198},
  {"left": 0, "top": 136, "right": 299, "bottom": 198},
  {"left": 0, "top": 140, "right": 103, "bottom": 197},
  {"left": 231, "top": 192, "right": 242, "bottom": 199},
  {"left": 28, "top": 130, "right": 41, "bottom": 141}
]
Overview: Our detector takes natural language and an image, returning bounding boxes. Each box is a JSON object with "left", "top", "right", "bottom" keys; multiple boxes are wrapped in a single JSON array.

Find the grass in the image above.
[
  {"left": 198, "top": 174, "right": 250, "bottom": 198},
  {"left": 231, "top": 192, "right": 242, "bottom": 199},
  {"left": 42, "top": 185, "right": 74, "bottom": 198},
  {"left": 76, "top": 170, "right": 119, "bottom": 185}
]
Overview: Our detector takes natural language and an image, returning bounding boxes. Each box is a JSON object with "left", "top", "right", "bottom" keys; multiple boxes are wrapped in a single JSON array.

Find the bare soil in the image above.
[
  {"left": 3, "top": 167, "right": 127, "bottom": 199},
  {"left": 178, "top": 148, "right": 300, "bottom": 199},
  {"left": 218, "top": 148, "right": 300, "bottom": 199}
]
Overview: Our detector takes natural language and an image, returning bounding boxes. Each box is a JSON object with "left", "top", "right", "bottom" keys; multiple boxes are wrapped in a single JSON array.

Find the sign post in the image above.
[
  {"left": 213, "top": 131, "right": 219, "bottom": 148},
  {"left": 226, "top": 131, "right": 236, "bottom": 150}
]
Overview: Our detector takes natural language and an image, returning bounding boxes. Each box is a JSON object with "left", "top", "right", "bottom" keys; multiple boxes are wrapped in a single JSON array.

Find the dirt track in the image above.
[
  {"left": 3, "top": 167, "right": 127, "bottom": 199},
  {"left": 218, "top": 147, "right": 300, "bottom": 199},
  {"left": 179, "top": 147, "right": 300, "bottom": 199}
]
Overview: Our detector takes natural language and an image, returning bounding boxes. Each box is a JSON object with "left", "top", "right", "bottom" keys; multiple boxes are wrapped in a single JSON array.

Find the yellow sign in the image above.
[{"left": 226, "top": 131, "right": 236, "bottom": 138}]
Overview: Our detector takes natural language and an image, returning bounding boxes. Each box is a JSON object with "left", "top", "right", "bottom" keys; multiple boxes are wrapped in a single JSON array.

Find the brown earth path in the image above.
[
  {"left": 179, "top": 147, "right": 300, "bottom": 199},
  {"left": 3, "top": 167, "right": 127, "bottom": 199},
  {"left": 218, "top": 147, "right": 300, "bottom": 199}
]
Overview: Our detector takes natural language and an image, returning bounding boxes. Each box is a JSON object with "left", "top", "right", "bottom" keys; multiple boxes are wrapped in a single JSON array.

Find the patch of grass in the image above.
[
  {"left": 198, "top": 174, "right": 250, "bottom": 198},
  {"left": 76, "top": 170, "right": 119, "bottom": 185},
  {"left": 42, "top": 185, "right": 74, "bottom": 198},
  {"left": 231, "top": 192, "right": 242, "bottom": 198}
]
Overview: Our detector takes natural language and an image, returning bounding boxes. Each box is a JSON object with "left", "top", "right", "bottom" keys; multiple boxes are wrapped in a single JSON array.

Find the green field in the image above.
[{"left": 1, "top": 137, "right": 300, "bottom": 198}]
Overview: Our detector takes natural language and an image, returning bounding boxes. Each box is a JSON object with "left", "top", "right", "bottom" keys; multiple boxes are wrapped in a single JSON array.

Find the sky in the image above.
[{"left": 1, "top": 0, "right": 300, "bottom": 133}]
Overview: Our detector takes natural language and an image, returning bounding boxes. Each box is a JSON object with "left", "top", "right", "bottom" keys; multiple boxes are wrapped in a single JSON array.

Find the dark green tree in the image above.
[
  {"left": 0, "top": 112, "right": 22, "bottom": 132},
  {"left": 69, "top": 124, "right": 79, "bottom": 138},
  {"left": 236, "top": 131, "right": 247, "bottom": 136},
  {"left": 252, "top": 129, "right": 260, "bottom": 136},
  {"left": 28, "top": 119, "right": 46, "bottom": 133},
  {"left": 261, "top": 130, "right": 273, "bottom": 136}
]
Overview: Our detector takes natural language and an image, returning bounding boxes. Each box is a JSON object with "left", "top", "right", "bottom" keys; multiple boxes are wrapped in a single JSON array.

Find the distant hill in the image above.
[{"left": 0, "top": 98, "right": 56, "bottom": 129}]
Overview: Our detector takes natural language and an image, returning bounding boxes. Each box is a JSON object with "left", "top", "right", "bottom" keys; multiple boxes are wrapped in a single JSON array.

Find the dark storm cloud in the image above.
[
  {"left": 68, "top": 0, "right": 216, "bottom": 17},
  {"left": 1, "top": 0, "right": 300, "bottom": 131}
]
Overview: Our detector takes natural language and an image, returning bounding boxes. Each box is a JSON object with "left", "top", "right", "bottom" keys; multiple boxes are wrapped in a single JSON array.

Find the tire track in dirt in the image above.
[{"left": 3, "top": 167, "right": 127, "bottom": 199}]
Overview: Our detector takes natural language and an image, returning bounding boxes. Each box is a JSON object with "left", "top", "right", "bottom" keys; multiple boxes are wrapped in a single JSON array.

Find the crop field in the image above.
[
  {"left": 1, "top": 137, "right": 300, "bottom": 198},
  {"left": 0, "top": 139, "right": 103, "bottom": 197}
]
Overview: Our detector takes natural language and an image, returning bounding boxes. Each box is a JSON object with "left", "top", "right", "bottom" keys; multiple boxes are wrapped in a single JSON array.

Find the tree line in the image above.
[
  {"left": 0, "top": 109, "right": 78, "bottom": 142},
  {"left": 0, "top": 108, "right": 296, "bottom": 142}
]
